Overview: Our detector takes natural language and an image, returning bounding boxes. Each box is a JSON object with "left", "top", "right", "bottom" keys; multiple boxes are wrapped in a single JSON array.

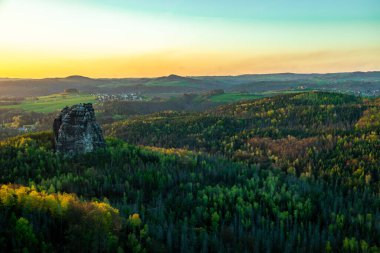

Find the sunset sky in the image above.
[{"left": 0, "top": 0, "right": 379, "bottom": 78}]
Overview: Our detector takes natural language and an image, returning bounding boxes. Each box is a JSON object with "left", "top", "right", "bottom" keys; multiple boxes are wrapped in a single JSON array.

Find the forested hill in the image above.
[
  {"left": 106, "top": 92, "right": 364, "bottom": 145},
  {"left": 106, "top": 92, "right": 380, "bottom": 185},
  {"left": 0, "top": 91, "right": 379, "bottom": 252}
]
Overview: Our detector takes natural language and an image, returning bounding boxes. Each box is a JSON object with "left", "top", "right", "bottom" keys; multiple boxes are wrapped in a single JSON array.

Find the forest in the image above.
[{"left": 0, "top": 91, "right": 379, "bottom": 252}]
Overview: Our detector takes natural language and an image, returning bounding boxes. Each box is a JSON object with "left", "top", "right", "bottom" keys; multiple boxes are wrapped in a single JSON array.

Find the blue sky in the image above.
[{"left": 76, "top": 0, "right": 380, "bottom": 21}]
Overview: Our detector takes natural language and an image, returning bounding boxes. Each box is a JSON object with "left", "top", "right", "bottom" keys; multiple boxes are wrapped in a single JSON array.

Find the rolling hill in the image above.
[
  {"left": 1, "top": 71, "right": 379, "bottom": 97},
  {"left": 0, "top": 92, "right": 379, "bottom": 252}
]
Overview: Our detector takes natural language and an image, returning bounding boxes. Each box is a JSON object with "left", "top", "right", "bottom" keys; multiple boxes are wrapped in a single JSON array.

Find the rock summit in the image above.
[{"left": 53, "top": 103, "right": 105, "bottom": 155}]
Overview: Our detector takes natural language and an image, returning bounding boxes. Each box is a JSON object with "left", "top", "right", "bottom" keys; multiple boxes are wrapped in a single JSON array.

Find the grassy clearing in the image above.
[
  {"left": 209, "top": 93, "right": 263, "bottom": 103},
  {"left": 0, "top": 93, "right": 96, "bottom": 113}
]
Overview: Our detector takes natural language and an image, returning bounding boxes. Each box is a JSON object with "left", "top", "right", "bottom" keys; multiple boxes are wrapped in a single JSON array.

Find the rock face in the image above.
[{"left": 53, "top": 103, "right": 105, "bottom": 155}]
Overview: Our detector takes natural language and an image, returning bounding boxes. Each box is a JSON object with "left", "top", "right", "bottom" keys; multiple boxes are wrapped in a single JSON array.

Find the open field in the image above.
[
  {"left": 208, "top": 92, "right": 263, "bottom": 102},
  {"left": 0, "top": 93, "right": 96, "bottom": 113}
]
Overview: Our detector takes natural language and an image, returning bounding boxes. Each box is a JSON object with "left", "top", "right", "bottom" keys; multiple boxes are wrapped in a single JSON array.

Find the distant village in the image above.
[{"left": 92, "top": 93, "right": 143, "bottom": 102}]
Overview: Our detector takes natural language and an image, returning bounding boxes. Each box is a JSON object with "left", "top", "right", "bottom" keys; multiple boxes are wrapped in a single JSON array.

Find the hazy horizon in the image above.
[{"left": 2, "top": 70, "right": 380, "bottom": 80}]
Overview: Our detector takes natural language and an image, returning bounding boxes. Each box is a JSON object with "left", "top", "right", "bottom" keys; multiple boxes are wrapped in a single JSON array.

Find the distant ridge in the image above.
[
  {"left": 64, "top": 75, "right": 93, "bottom": 80},
  {"left": 1, "top": 71, "right": 379, "bottom": 80},
  {"left": 155, "top": 74, "right": 193, "bottom": 81},
  {"left": 153, "top": 74, "right": 201, "bottom": 83},
  {"left": 0, "top": 71, "right": 380, "bottom": 97}
]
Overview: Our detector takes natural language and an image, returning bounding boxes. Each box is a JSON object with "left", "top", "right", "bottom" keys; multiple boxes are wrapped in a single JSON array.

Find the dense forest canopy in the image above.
[{"left": 0, "top": 92, "right": 379, "bottom": 252}]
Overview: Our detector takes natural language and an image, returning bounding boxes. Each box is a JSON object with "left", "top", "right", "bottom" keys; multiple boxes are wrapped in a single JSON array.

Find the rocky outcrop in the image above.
[{"left": 53, "top": 103, "right": 105, "bottom": 155}]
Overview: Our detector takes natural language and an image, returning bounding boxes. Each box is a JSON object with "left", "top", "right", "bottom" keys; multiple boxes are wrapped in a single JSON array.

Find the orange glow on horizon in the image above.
[{"left": 1, "top": 48, "right": 379, "bottom": 78}]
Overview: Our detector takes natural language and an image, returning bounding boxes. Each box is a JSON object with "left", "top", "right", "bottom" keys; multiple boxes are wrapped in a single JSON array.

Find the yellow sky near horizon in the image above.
[
  {"left": 0, "top": 0, "right": 379, "bottom": 78},
  {"left": 2, "top": 47, "right": 379, "bottom": 78}
]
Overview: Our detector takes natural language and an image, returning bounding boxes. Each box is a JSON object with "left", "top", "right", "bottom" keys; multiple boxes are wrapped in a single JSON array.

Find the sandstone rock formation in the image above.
[{"left": 53, "top": 103, "right": 105, "bottom": 155}]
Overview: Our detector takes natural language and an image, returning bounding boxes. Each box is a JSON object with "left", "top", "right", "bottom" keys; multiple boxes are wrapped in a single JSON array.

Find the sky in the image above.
[{"left": 0, "top": 0, "right": 379, "bottom": 78}]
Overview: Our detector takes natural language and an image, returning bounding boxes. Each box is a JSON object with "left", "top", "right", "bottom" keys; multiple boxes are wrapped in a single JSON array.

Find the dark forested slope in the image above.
[{"left": 0, "top": 92, "right": 379, "bottom": 252}]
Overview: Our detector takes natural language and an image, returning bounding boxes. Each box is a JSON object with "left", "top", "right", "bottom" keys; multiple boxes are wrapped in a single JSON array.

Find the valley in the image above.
[{"left": 2, "top": 0, "right": 379, "bottom": 251}]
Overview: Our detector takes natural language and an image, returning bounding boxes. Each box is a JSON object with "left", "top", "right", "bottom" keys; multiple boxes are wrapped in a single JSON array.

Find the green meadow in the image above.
[
  {"left": 209, "top": 92, "right": 263, "bottom": 102},
  {"left": 0, "top": 93, "right": 96, "bottom": 113}
]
